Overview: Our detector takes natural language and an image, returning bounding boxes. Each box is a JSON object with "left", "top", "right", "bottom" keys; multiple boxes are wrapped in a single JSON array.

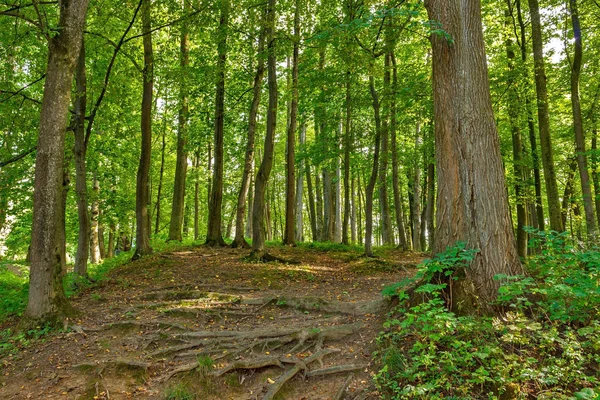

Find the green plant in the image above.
[
  {"left": 196, "top": 355, "right": 214, "bottom": 376},
  {"left": 164, "top": 383, "right": 195, "bottom": 400}
]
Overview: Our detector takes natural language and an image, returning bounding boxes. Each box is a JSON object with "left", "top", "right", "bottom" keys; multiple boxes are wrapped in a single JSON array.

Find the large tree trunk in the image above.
[
  {"left": 283, "top": 0, "right": 299, "bottom": 246},
  {"left": 569, "top": 0, "right": 596, "bottom": 234},
  {"left": 425, "top": 0, "right": 522, "bottom": 314},
  {"left": 26, "top": 0, "right": 90, "bottom": 324},
  {"left": 206, "top": 0, "right": 229, "bottom": 247},
  {"left": 73, "top": 39, "right": 90, "bottom": 276},
  {"left": 528, "top": 0, "right": 563, "bottom": 232},
  {"left": 365, "top": 76, "right": 382, "bottom": 257},
  {"left": 132, "top": 0, "right": 154, "bottom": 260},
  {"left": 232, "top": 18, "right": 265, "bottom": 249},
  {"left": 251, "top": 0, "right": 277, "bottom": 258},
  {"left": 168, "top": 0, "right": 191, "bottom": 242}
]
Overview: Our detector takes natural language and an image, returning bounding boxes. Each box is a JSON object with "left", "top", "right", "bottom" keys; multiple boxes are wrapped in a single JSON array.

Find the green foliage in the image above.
[
  {"left": 164, "top": 383, "right": 195, "bottom": 400},
  {"left": 376, "top": 242, "right": 600, "bottom": 399},
  {"left": 0, "top": 262, "right": 28, "bottom": 321}
]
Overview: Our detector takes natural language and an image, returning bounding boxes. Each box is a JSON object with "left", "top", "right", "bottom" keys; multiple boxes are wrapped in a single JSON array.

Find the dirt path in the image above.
[{"left": 0, "top": 245, "right": 420, "bottom": 400}]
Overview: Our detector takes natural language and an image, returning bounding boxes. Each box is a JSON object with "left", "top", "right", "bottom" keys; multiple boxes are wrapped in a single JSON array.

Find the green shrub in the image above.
[{"left": 376, "top": 242, "right": 600, "bottom": 399}]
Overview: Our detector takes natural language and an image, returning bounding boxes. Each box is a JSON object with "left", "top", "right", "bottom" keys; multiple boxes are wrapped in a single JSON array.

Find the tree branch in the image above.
[{"left": 0, "top": 147, "right": 36, "bottom": 168}]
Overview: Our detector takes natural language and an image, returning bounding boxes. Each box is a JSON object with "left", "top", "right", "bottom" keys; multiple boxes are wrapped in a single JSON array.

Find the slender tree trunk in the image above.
[
  {"left": 232, "top": 18, "right": 265, "bottom": 249},
  {"left": 357, "top": 172, "right": 364, "bottom": 245},
  {"left": 342, "top": 72, "right": 352, "bottom": 245},
  {"left": 132, "top": 0, "right": 154, "bottom": 260},
  {"left": 505, "top": 7, "right": 528, "bottom": 257},
  {"left": 26, "top": 0, "right": 90, "bottom": 324},
  {"left": 411, "top": 124, "right": 422, "bottom": 252},
  {"left": 569, "top": 0, "right": 596, "bottom": 234},
  {"left": 295, "top": 123, "right": 306, "bottom": 242},
  {"left": 351, "top": 177, "right": 357, "bottom": 243},
  {"left": 425, "top": 0, "right": 522, "bottom": 313},
  {"left": 245, "top": 162, "right": 254, "bottom": 238},
  {"left": 107, "top": 222, "right": 115, "bottom": 258},
  {"left": 528, "top": 0, "right": 563, "bottom": 232},
  {"left": 592, "top": 100, "right": 600, "bottom": 228},
  {"left": 154, "top": 115, "right": 166, "bottom": 235},
  {"left": 90, "top": 175, "right": 101, "bottom": 263},
  {"left": 425, "top": 162, "right": 435, "bottom": 250},
  {"left": 73, "top": 39, "right": 90, "bottom": 276},
  {"left": 194, "top": 153, "right": 200, "bottom": 241},
  {"left": 60, "top": 157, "right": 71, "bottom": 276},
  {"left": 389, "top": 53, "right": 409, "bottom": 250},
  {"left": 206, "top": 0, "right": 229, "bottom": 247},
  {"left": 562, "top": 158, "right": 578, "bottom": 230},
  {"left": 306, "top": 161, "right": 318, "bottom": 241},
  {"left": 283, "top": 0, "right": 299, "bottom": 246},
  {"left": 378, "top": 54, "right": 394, "bottom": 246},
  {"left": 251, "top": 0, "right": 277, "bottom": 258},
  {"left": 168, "top": 0, "right": 191, "bottom": 241},
  {"left": 366, "top": 76, "right": 382, "bottom": 257},
  {"left": 334, "top": 124, "right": 342, "bottom": 243},
  {"left": 98, "top": 223, "right": 106, "bottom": 259}
]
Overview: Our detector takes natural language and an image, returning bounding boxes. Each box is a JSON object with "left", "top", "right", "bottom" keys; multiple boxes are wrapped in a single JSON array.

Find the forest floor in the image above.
[{"left": 0, "top": 244, "right": 422, "bottom": 400}]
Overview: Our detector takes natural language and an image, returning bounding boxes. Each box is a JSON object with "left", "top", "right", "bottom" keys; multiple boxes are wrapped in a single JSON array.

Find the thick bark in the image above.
[
  {"left": 154, "top": 116, "right": 166, "bottom": 235},
  {"left": 232, "top": 19, "right": 265, "bottom": 249},
  {"left": 569, "top": 0, "right": 596, "bottom": 234},
  {"left": 73, "top": 39, "right": 90, "bottom": 276},
  {"left": 251, "top": 0, "right": 277, "bottom": 258},
  {"left": 132, "top": 0, "right": 154, "bottom": 260},
  {"left": 365, "top": 76, "right": 382, "bottom": 257},
  {"left": 90, "top": 175, "right": 101, "bottom": 264},
  {"left": 26, "top": 0, "right": 90, "bottom": 324},
  {"left": 389, "top": 53, "right": 408, "bottom": 250},
  {"left": 206, "top": 0, "right": 229, "bottom": 247},
  {"left": 283, "top": 0, "right": 299, "bottom": 246},
  {"left": 527, "top": 0, "right": 563, "bottom": 232},
  {"left": 295, "top": 123, "right": 306, "bottom": 242},
  {"left": 168, "top": 1, "right": 190, "bottom": 242},
  {"left": 425, "top": 0, "right": 522, "bottom": 313}
]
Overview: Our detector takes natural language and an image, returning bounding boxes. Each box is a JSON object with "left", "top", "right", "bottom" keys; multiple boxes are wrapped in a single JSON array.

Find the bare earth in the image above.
[{"left": 0, "top": 245, "right": 421, "bottom": 400}]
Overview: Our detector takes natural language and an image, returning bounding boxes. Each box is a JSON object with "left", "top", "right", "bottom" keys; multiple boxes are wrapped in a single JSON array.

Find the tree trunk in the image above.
[
  {"left": 306, "top": 161, "right": 318, "bottom": 241},
  {"left": 206, "top": 0, "right": 229, "bottom": 247},
  {"left": 351, "top": 177, "right": 357, "bottom": 243},
  {"left": 251, "top": 0, "right": 277, "bottom": 258},
  {"left": 365, "top": 75, "right": 382, "bottom": 257},
  {"left": 562, "top": 158, "right": 578, "bottom": 230},
  {"left": 569, "top": 0, "right": 596, "bottom": 234},
  {"left": 194, "top": 152, "right": 200, "bottom": 241},
  {"left": 26, "top": 0, "right": 90, "bottom": 324},
  {"left": 591, "top": 98, "right": 600, "bottom": 229},
  {"left": 245, "top": 163, "right": 254, "bottom": 238},
  {"left": 60, "top": 156, "right": 71, "bottom": 276},
  {"left": 505, "top": 6, "right": 528, "bottom": 257},
  {"left": 283, "top": 0, "right": 299, "bottom": 246},
  {"left": 232, "top": 17, "right": 265, "bottom": 248},
  {"left": 527, "top": 0, "right": 563, "bottom": 232},
  {"left": 98, "top": 223, "right": 106, "bottom": 259},
  {"left": 132, "top": 0, "right": 154, "bottom": 260},
  {"left": 342, "top": 72, "right": 352, "bottom": 245},
  {"left": 425, "top": 0, "right": 522, "bottom": 314},
  {"left": 168, "top": 0, "right": 191, "bottom": 242},
  {"left": 90, "top": 175, "right": 101, "bottom": 264},
  {"left": 154, "top": 114, "right": 166, "bottom": 235},
  {"left": 425, "top": 162, "right": 435, "bottom": 250},
  {"left": 107, "top": 222, "right": 115, "bottom": 258},
  {"left": 295, "top": 123, "right": 305, "bottom": 242},
  {"left": 73, "top": 39, "right": 90, "bottom": 276},
  {"left": 334, "top": 123, "right": 342, "bottom": 244},
  {"left": 378, "top": 54, "right": 394, "bottom": 246},
  {"left": 411, "top": 124, "right": 422, "bottom": 252}
]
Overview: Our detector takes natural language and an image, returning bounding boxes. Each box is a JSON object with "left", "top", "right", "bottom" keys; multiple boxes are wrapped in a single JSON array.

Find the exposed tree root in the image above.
[
  {"left": 214, "top": 355, "right": 285, "bottom": 377},
  {"left": 305, "top": 364, "right": 365, "bottom": 377},
  {"left": 334, "top": 373, "right": 354, "bottom": 400}
]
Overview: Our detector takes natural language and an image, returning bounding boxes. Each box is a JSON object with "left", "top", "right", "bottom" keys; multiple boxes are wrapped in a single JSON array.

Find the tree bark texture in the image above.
[
  {"left": 425, "top": 0, "right": 522, "bottom": 313},
  {"left": 365, "top": 75, "right": 382, "bottom": 257},
  {"left": 132, "top": 0, "right": 154, "bottom": 260},
  {"left": 26, "top": 0, "right": 90, "bottom": 323}
]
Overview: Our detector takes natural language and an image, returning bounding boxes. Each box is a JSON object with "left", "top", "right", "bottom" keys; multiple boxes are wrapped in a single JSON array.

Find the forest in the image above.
[{"left": 0, "top": 0, "right": 599, "bottom": 398}]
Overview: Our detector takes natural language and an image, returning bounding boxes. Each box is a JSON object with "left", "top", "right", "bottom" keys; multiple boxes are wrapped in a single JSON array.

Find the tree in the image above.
[
  {"left": 251, "top": 0, "right": 277, "bottom": 259},
  {"left": 132, "top": 0, "right": 154, "bottom": 260},
  {"left": 206, "top": 0, "right": 230, "bottom": 247},
  {"left": 25, "top": 0, "right": 90, "bottom": 324},
  {"left": 424, "top": 0, "right": 522, "bottom": 313}
]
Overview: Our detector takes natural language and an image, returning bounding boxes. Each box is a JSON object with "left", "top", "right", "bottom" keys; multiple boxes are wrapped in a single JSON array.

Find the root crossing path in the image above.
[{"left": 0, "top": 245, "right": 421, "bottom": 399}]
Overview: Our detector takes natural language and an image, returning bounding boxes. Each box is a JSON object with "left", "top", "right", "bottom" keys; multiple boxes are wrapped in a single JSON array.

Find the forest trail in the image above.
[{"left": 0, "top": 245, "right": 421, "bottom": 400}]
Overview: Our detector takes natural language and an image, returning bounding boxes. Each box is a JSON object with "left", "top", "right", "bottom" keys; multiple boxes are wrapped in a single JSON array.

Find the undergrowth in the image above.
[{"left": 376, "top": 237, "right": 600, "bottom": 399}]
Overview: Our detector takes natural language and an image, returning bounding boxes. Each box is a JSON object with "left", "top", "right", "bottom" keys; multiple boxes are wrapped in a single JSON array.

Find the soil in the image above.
[{"left": 0, "top": 245, "right": 421, "bottom": 400}]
